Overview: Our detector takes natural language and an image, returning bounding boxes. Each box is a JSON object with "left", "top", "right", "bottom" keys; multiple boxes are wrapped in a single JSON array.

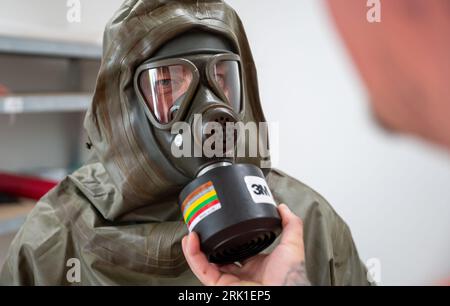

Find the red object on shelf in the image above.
[
  {"left": 0, "top": 172, "right": 58, "bottom": 201},
  {"left": 0, "top": 84, "right": 9, "bottom": 96}
]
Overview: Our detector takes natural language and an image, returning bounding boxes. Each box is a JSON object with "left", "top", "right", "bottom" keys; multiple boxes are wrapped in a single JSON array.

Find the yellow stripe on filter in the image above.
[{"left": 183, "top": 189, "right": 217, "bottom": 221}]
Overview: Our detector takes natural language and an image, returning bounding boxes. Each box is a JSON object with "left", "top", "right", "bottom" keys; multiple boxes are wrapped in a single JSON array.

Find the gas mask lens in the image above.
[
  {"left": 138, "top": 64, "right": 194, "bottom": 124},
  {"left": 136, "top": 54, "right": 242, "bottom": 126},
  {"left": 212, "top": 60, "right": 241, "bottom": 113}
]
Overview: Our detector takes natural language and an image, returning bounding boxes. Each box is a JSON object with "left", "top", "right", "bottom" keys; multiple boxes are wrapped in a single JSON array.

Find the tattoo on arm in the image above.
[{"left": 283, "top": 261, "right": 311, "bottom": 286}]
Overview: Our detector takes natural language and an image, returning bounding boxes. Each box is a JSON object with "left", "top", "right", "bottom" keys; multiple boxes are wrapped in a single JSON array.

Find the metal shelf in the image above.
[
  {"left": 0, "top": 94, "right": 92, "bottom": 113},
  {"left": 0, "top": 35, "right": 101, "bottom": 59}
]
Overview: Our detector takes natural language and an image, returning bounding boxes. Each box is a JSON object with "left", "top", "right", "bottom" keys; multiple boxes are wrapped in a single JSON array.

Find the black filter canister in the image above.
[{"left": 179, "top": 163, "right": 282, "bottom": 264}]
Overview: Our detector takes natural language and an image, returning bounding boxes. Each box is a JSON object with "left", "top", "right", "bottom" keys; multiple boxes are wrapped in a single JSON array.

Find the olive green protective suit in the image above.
[{"left": 0, "top": 0, "right": 369, "bottom": 285}]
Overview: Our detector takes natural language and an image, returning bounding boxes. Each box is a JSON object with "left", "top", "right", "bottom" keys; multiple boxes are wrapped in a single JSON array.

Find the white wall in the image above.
[{"left": 0, "top": 0, "right": 449, "bottom": 285}]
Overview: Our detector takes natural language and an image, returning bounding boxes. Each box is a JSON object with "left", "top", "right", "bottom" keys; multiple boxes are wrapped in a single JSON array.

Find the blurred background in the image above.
[{"left": 0, "top": 0, "right": 449, "bottom": 285}]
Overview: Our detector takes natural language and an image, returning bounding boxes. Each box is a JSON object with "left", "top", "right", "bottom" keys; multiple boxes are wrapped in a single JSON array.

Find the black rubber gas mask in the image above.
[
  {"left": 134, "top": 31, "right": 244, "bottom": 177},
  {"left": 134, "top": 31, "right": 281, "bottom": 264}
]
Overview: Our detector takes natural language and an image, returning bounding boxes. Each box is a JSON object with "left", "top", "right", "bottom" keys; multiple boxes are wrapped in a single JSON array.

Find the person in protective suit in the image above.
[{"left": 0, "top": 0, "right": 369, "bottom": 286}]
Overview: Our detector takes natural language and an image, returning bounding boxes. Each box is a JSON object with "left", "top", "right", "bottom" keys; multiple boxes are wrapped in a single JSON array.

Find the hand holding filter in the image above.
[{"left": 179, "top": 163, "right": 281, "bottom": 264}]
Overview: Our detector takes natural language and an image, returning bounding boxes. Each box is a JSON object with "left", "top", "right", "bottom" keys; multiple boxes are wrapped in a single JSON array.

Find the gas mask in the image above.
[{"left": 134, "top": 30, "right": 281, "bottom": 264}]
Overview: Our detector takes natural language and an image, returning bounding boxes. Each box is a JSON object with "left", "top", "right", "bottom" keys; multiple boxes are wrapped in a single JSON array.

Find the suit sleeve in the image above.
[
  {"left": 0, "top": 200, "right": 68, "bottom": 285},
  {"left": 330, "top": 217, "right": 371, "bottom": 286}
]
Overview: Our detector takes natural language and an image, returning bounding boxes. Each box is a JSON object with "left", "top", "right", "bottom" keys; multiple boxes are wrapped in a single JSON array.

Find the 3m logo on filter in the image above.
[{"left": 181, "top": 181, "right": 222, "bottom": 232}]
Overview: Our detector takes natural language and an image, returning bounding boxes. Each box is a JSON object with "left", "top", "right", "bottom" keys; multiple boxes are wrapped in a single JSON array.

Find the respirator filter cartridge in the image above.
[{"left": 179, "top": 163, "right": 281, "bottom": 264}]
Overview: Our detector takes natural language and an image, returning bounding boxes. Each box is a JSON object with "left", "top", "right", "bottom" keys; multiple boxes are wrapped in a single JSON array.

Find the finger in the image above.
[
  {"left": 182, "top": 232, "right": 223, "bottom": 286},
  {"left": 278, "top": 204, "right": 304, "bottom": 248}
]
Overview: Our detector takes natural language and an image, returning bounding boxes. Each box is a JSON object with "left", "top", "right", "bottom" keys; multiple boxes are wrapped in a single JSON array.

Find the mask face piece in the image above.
[{"left": 134, "top": 41, "right": 246, "bottom": 178}]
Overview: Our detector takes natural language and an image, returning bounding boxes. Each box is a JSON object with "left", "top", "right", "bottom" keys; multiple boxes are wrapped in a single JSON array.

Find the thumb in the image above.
[{"left": 278, "top": 204, "right": 304, "bottom": 249}]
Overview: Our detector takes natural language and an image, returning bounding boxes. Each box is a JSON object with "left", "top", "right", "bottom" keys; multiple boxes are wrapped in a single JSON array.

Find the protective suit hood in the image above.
[{"left": 84, "top": 0, "right": 267, "bottom": 221}]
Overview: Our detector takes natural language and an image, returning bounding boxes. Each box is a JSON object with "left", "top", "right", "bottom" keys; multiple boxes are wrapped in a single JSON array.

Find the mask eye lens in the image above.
[
  {"left": 213, "top": 60, "right": 241, "bottom": 113},
  {"left": 139, "top": 64, "right": 193, "bottom": 124}
]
